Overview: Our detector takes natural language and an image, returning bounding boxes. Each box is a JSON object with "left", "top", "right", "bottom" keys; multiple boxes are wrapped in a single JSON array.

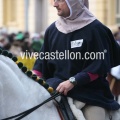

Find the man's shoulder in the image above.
[
  {"left": 91, "top": 20, "right": 111, "bottom": 32},
  {"left": 47, "top": 22, "right": 56, "bottom": 31},
  {"left": 44, "top": 22, "right": 57, "bottom": 39}
]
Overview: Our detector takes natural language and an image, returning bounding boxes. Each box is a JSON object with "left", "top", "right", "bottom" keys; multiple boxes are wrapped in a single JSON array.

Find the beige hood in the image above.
[{"left": 55, "top": 0, "right": 96, "bottom": 34}]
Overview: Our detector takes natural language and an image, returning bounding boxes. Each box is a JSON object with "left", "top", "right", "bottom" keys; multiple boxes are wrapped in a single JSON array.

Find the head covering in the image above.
[{"left": 55, "top": 0, "right": 96, "bottom": 34}]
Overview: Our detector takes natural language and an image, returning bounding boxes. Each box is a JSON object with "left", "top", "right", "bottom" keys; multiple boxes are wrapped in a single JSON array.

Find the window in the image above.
[{"left": 116, "top": 0, "right": 120, "bottom": 24}]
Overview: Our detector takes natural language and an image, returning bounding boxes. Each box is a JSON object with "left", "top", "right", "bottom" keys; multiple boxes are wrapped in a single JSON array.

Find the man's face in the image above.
[{"left": 54, "top": 0, "right": 70, "bottom": 18}]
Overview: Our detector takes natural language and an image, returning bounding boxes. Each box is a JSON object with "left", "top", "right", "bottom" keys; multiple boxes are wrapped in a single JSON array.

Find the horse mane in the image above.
[{"left": 0, "top": 49, "right": 53, "bottom": 93}]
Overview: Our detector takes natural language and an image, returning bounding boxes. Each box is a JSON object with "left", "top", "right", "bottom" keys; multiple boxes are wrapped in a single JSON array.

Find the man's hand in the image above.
[{"left": 56, "top": 80, "right": 74, "bottom": 95}]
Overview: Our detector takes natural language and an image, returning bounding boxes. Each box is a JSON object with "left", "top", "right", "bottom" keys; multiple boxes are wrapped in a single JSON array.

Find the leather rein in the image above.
[{"left": 1, "top": 92, "right": 61, "bottom": 120}]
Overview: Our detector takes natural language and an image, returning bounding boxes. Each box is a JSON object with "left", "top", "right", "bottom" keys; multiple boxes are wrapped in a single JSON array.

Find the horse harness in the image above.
[
  {"left": 1, "top": 92, "right": 76, "bottom": 120},
  {"left": 1, "top": 92, "right": 61, "bottom": 120},
  {"left": 54, "top": 96, "right": 76, "bottom": 120}
]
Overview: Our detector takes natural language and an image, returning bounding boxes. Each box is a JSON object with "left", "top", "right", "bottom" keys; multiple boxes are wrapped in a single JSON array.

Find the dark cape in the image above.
[{"left": 33, "top": 20, "right": 120, "bottom": 110}]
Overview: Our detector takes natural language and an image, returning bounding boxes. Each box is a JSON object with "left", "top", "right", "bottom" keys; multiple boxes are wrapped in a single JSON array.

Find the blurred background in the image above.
[{"left": 0, "top": 0, "right": 120, "bottom": 69}]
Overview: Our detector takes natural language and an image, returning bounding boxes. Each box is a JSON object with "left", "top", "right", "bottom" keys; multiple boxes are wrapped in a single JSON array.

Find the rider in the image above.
[{"left": 33, "top": 0, "right": 120, "bottom": 119}]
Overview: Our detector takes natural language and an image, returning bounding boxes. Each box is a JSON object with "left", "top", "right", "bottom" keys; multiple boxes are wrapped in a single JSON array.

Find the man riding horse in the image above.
[{"left": 33, "top": 0, "right": 120, "bottom": 120}]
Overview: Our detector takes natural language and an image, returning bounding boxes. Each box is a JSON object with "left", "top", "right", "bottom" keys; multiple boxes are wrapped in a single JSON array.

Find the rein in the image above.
[{"left": 1, "top": 92, "right": 61, "bottom": 120}]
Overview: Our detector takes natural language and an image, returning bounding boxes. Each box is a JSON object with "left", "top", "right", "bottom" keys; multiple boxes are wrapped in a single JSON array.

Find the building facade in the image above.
[
  {"left": 0, "top": 0, "right": 49, "bottom": 33},
  {"left": 0, "top": 0, "right": 120, "bottom": 33}
]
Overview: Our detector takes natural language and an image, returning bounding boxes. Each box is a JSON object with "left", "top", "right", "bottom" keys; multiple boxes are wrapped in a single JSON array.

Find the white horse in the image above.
[
  {"left": 0, "top": 54, "right": 60, "bottom": 120},
  {"left": 0, "top": 54, "right": 120, "bottom": 120}
]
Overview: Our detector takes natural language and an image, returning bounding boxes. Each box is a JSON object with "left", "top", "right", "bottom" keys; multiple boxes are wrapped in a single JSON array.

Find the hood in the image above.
[
  {"left": 55, "top": 0, "right": 96, "bottom": 34},
  {"left": 65, "top": 0, "right": 85, "bottom": 20}
]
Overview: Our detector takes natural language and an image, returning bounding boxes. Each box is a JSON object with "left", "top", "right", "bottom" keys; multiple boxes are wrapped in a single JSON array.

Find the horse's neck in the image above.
[
  {"left": 0, "top": 56, "right": 60, "bottom": 120},
  {"left": 0, "top": 55, "right": 45, "bottom": 94}
]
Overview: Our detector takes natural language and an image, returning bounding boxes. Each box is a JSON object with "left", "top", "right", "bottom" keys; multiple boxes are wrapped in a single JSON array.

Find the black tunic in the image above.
[{"left": 33, "top": 20, "right": 120, "bottom": 110}]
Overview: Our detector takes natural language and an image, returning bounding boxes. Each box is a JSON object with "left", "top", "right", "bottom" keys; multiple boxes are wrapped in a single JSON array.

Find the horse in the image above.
[
  {"left": 0, "top": 54, "right": 61, "bottom": 120},
  {"left": 0, "top": 51, "right": 120, "bottom": 120}
]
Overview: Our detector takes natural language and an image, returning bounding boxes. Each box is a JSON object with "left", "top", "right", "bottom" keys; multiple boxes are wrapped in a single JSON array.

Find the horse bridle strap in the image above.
[{"left": 1, "top": 92, "right": 61, "bottom": 120}]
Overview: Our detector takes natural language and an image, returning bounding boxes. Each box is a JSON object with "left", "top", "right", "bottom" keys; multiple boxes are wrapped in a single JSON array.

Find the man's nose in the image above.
[{"left": 53, "top": 1, "right": 59, "bottom": 7}]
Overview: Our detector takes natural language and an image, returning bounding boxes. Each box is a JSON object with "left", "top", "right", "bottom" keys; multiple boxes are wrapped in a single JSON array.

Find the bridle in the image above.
[{"left": 1, "top": 92, "right": 61, "bottom": 120}]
